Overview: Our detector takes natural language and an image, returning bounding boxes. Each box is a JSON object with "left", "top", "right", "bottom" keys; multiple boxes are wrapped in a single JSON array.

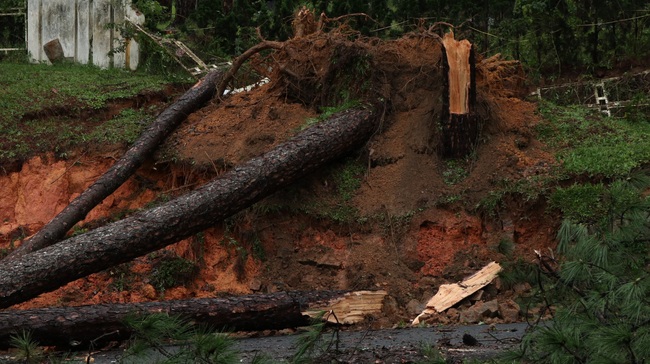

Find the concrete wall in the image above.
[{"left": 27, "top": 0, "right": 143, "bottom": 70}]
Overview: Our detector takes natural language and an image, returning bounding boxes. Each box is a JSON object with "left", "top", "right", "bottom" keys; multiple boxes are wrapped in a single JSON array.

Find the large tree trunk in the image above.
[
  {"left": 0, "top": 107, "right": 379, "bottom": 309},
  {"left": 5, "top": 70, "right": 225, "bottom": 261},
  {"left": 0, "top": 290, "right": 386, "bottom": 348}
]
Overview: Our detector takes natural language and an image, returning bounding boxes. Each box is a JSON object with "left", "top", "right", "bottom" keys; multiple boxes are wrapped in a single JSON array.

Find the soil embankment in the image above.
[{"left": 0, "top": 31, "right": 556, "bottom": 328}]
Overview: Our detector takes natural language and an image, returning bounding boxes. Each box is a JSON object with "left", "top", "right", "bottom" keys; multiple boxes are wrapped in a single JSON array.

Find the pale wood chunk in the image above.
[
  {"left": 303, "top": 290, "right": 387, "bottom": 324},
  {"left": 412, "top": 262, "right": 502, "bottom": 326}
]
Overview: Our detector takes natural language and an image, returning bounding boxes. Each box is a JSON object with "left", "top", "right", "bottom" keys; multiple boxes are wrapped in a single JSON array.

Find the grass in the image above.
[
  {"left": 149, "top": 254, "right": 199, "bottom": 292},
  {"left": 537, "top": 102, "right": 650, "bottom": 177},
  {"left": 0, "top": 62, "right": 178, "bottom": 164},
  {"left": 442, "top": 159, "right": 469, "bottom": 185},
  {"left": 305, "top": 158, "right": 366, "bottom": 223}
]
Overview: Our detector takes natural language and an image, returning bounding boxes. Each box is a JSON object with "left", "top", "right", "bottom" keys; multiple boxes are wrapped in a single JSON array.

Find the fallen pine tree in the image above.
[
  {"left": 0, "top": 106, "right": 380, "bottom": 309},
  {"left": 0, "top": 290, "right": 386, "bottom": 348}
]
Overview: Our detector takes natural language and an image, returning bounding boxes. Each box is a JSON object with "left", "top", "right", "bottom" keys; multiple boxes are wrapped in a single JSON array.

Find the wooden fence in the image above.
[{"left": 27, "top": 0, "right": 143, "bottom": 69}]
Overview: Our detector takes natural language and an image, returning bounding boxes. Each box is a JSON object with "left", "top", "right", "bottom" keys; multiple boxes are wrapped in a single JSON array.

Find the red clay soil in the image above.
[{"left": 0, "top": 30, "right": 558, "bottom": 326}]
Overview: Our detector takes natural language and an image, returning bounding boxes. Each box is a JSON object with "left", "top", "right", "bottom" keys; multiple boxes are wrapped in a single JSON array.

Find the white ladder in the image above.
[{"left": 594, "top": 82, "right": 611, "bottom": 117}]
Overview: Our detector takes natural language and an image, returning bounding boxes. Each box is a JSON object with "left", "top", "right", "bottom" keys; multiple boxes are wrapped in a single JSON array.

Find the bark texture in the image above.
[
  {"left": 0, "top": 291, "right": 353, "bottom": 348},
  {"left": 0, "top": 107, "right": 378, "bottom": 308},
  {"left": 6, "top": 70, "right": 225, "bottom": 260}
]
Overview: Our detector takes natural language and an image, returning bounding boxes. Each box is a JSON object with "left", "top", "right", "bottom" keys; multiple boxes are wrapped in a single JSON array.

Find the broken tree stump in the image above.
[
  {"left": 0, "top": 290, "right": 386, "bottom": 348},
  {"left": 5, "top": 70, "right": 225, "bottom": 261},
  {"left": 439, "top": 32, "right": 480, "bottom": 158},
  {"left": 0, "top": 107, "right": 380, "bottom": 309}
]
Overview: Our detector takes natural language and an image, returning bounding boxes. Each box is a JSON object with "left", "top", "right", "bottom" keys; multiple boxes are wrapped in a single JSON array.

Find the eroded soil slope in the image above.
[{"left": 0, "top": 31, "right": 557, "bottom": 326}]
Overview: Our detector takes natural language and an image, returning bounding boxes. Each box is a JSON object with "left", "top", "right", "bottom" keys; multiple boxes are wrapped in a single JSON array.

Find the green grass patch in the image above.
[
  {"left": 0, "top": 62, "right": 176, "bottom": 163},
  {"left": 149, "top": 254, "right": 199, "bottom": 291},
  {"left": 300, "top": 100, "right": 360, "bottom": 131},
  {"left": 549, "top": 183, "right": 608, "bottom": 223},
  {"left": 537, "top": 102, "right": 650, "bottom": 177},
  {"left": 88, "top": 108, "right": 152, "bottom": 144},
  {"left": 0, "top": 63, "right": 170, "bottom": 117},
  {"left": 442, "top": 159, "right": 469, "bottom": 185}
]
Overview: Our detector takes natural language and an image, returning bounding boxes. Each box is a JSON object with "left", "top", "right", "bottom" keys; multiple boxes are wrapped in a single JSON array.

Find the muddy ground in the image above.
[{"left": 0, "top": 29, "right": 559, "bottom": 359}]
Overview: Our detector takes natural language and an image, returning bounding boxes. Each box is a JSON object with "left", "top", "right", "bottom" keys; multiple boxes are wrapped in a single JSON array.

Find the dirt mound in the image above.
[
  {"left": 2, "top": 30, "right": 557, "bottom": 325},
  {"left": 160, "top": 31, "right": 556, "bottom": 313}
]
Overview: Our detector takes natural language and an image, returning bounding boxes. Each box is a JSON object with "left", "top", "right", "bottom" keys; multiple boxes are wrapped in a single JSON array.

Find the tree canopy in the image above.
[
  {"left": 132, "top": 0, "right": 650, "bottom": 78},
  {"left": 2, "top": 0, "right": 649, "bottom": 78}
]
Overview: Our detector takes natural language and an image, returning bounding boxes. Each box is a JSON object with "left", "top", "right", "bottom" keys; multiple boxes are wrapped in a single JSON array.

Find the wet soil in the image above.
[{"left": 0, "top": 30, "right": 557, "bottom": 345}]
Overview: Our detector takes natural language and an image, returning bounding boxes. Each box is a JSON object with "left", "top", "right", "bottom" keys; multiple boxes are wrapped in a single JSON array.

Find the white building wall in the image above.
[{"left": 27, "top": 0, "right": 143, "bottom": 70}]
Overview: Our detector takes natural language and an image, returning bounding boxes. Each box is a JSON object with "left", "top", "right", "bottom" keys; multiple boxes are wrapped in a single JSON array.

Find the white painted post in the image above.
[
  {"left": 112, "top": 1, "right": 126, "bottom": 68},
  {"left": 76, "top": 0, "right": 90, "bottom": 64},
  {"left": 27, "top": 0, "right": 42, "bottom": 62},
  {"left": 92, "top": 0, "right": 111, "bottom": 68}
]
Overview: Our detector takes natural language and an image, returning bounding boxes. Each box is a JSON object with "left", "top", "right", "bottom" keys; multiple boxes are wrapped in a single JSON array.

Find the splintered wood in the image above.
[
  {"left": 303, "top": 290, "right": 387, "bottom": 324},
  {"left": 442, "top": 32, "right": 472, "bottom": 115},
  {"left": 411, "top": 262, "right": 502, "bottom": 326}
]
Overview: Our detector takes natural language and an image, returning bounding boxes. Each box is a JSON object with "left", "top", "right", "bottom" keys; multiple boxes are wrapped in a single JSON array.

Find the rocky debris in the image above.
[{"left": 460, "top": 299, "right": 500, "bottom": 324}]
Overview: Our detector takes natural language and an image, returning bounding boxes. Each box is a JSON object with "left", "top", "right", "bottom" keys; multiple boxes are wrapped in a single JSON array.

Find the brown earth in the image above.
[{"left": 0, "top": 30, "right": 558, "bottom": 328}]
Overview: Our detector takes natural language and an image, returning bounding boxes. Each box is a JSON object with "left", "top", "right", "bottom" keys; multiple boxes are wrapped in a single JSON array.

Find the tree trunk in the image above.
[
  {"left": 5, "top": 70, "right": 225, "bottom": 261},
  {"left": 0, "top": 290, "right": 360, "bottom": 348},
  {"left": 0, "top": 107, "right": 379, "bottom": 309}
]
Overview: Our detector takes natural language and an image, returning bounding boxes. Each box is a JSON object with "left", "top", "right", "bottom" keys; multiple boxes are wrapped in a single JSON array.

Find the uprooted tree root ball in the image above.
[{"left": 160, "top": 29, "right": 556, "bottom": 318}]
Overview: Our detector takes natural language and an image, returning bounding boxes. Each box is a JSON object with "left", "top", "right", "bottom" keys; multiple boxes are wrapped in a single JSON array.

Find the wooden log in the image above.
[
  {"left": 5, "top": 70, "right": 225, "bottom": 261},
  {"left": 0, "top": 290, "right": 383, "bottom": 348},
  {"left": 0, "top": 107, "right": 379, "bottom": 309}
]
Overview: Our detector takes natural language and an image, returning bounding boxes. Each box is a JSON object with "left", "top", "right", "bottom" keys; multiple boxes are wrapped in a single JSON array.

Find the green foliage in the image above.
[
  {"left": 333, "top": 159, "right": 366, "bottom": 202},
  {"left": 88, "top": 108, "right": 153, "bottom": 144},
  {"left": 549, "top": 183, "right": 607, "bottom": 223},
  {"left": 537, "top": 102, "right": 650, "bottom": 177},
  {"left": 475, "top": 174, "right": 555, "bottom": 218},
  {"left": 301, "top": 100, "right": 360, "bottom": 131},
  {"left": 9, "top": 330, "right": 44, "bottom": 364},
  {"left": 442, "top": 159, "right": 468, "bottom": 186},
  {"left": 417, "top": 343, "right": 446, "bottom": 364},
  {"left": 109, "top": 263, "right": 134, "bottom": 292},
  {"left": 495, "top": 237, "right": 515, "bottom": 258},
  {"left": 292, "top": 311, "right": 338, "bottom": 364},
  {"left": 122, "top": 313, "right": 239, "bottom": 364},
  {"left": 306, "top": 158, "right": 365, "bottom": 223},
  {"left": 150, "top": 254, "right": 199, "bottom": 292},
  {"left": 498, "top": 258, "right": 543, "bottom": 291},
  {"left": 512, "top": 175, "right": 650, "bottom": 363}
]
